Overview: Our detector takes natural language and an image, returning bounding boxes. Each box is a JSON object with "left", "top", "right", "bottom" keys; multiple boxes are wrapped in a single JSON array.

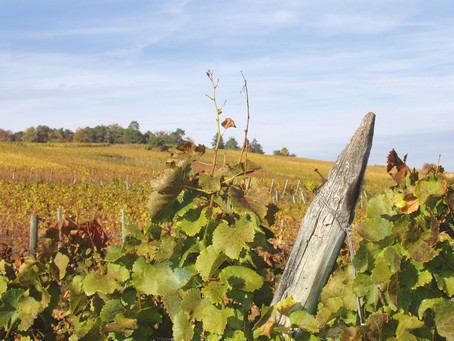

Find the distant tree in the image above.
[
  {"left": 48, "top": 128, "right": 64, "bottom": 142},
  {"left": 147, "top": 128, "right": 187, "bottom": 151},
  {"left": 211, "top": 133, "right": 225, "bottom": 149},
  {"left": 85, "top": 125, "right": 108, "bottom": 143},
  {"left": 23, "top": 127, "right": 38, "bottom": 142},
  {"left": 60, "top": 129, "right": 74, "bottom": 142},
  {"left": 9, "top": 131, "right": 24, "bottom": 142},
  {"left": 73, "top": 128, "right": 88, "bottom": 142},
  {"left": 167, "top": 128, "right": 185, "bottom": 145},
  {"left": 249, "top": 138, "right": 264, "bottom": 154},
  {"left": 0, "top": 129, "right": 11, "bottom": 142},
  {"left": 35, "top": 125, "right": 51, "bottom": 143},
  {"left": 225, "top": 137, "right": 239, "bottom": 150},
  {"left": 109, "top": 124, "right": 125, "bottom": 144},
  {"left": 147, "top": 132, "right": 165, "bottom": 150},
  {"left": 123, "top": 121, "right": 144, "bottom": 144},
  {"left": 273, "top": 147, "right": 295, "bottom": 157}
]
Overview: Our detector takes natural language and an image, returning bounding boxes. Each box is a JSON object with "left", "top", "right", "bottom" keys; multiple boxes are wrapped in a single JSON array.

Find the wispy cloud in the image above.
[{"left": 0, "top": 0, "right": 453, "bottom": 170}]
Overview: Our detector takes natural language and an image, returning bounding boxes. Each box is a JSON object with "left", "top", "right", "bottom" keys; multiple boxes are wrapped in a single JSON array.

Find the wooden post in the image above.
[
  {"left": 29, "top": 214, "right": 39, "bottom": 257},
  {"left": 57, "top": 208, "right": 62, "bottom": 241},
  {"left": 282, "top": 179, "right": 289, "bottom": 196},
  {"left": 271, "top": 112, "right": 375, "bottom": 320},
  {"left": 57, "top": 208, "right": 62, "bottom": 222},
  {"left": 121, "top": 209, "right": 126, "bottom": 242},
  {"left": 294, "top": 180, "right": 301, "bottom": 195}
]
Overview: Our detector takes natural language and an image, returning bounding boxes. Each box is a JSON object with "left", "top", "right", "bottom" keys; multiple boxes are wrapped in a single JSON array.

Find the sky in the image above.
[{"left": 1, "top": 1, "right": 453, "bottom": 171}]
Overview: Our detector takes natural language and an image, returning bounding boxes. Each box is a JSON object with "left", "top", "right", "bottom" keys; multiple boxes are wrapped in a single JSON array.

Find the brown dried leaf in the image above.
[
  {"left": 400, "top": 194, "right": 419, "bottom": 215},
  {"left": 387, "top": 149, "right": 410, "bottom": 186},
  {"left": 221, "top": 117, "right": 236, "bottom": 129}
]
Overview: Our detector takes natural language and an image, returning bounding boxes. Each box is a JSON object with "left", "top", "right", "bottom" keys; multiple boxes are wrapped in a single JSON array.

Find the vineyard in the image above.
[
  {"left": 1, "top": 141, "right": 453, "bottom": 340},
  {"left": 0, "top": 143, "right": 392, "bottom": 248}
]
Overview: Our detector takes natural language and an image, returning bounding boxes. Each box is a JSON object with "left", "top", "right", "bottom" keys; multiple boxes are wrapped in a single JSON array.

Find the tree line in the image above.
[{"left": 0, "top": 121, "right": 276, "bottom": 154}]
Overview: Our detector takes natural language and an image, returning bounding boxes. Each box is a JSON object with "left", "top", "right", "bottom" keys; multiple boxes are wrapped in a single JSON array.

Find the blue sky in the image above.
[{"left": 1, "top": 1, "right": 453, "bottom": 170}]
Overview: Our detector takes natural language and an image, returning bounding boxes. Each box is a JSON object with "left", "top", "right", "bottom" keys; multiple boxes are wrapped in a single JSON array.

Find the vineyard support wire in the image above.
[{"left": 317, "top": 196, "right": 366, "bottom": 326}]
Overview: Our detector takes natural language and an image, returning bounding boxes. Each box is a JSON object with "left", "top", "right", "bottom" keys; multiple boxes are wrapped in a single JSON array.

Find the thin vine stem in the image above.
[
  {"left": 239, "top": 71, "right": 251, "bottom": 179},
  {"left": 206, "top": 69, "right": 226, "bottom": 177}
]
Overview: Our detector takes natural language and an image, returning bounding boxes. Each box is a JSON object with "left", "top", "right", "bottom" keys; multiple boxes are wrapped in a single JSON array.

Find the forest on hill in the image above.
[{"left": 0, "top": 121, "right": 270, "bottom": 154}]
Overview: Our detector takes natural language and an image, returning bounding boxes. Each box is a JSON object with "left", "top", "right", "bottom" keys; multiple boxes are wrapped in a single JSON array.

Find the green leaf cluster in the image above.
[
  {"left": 312, "top": 171, "right": 454, "bottom": 340},
  {"left": 0, "top": 144, "right": 280, "bottom": 340}
]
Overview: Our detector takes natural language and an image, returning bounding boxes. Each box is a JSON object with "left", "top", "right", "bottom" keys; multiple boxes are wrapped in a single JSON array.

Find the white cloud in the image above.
[{"left": 0, "top": 1, "right": 453, "bottom": 170}]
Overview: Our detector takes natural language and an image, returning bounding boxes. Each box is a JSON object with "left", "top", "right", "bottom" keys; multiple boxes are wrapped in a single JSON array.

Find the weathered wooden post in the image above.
[
  {"left": 271, "top": 112, "right": 375, "bottom": 321},
  {"left": 121, "top": 209, "right": 126, "bottom": 242},
  {"left": 29, "top": 214, "right": 39, "bottom": 257}
]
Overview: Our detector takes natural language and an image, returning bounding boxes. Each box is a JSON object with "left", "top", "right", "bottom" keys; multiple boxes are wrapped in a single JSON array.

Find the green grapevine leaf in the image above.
[
  {"left": 228, "top": 185, "right": 271, "bottom": 221},
  {"left": 108, "top": 263, "right": 130, "bottom": 283},
  {"left": 289, "top": 310, "right": 318, "bottom": 333},
  {"left": 367, "top": 191, "right": 396, "bottom": 218},
  {"left": 225, "top": 160, "right": 261, "bottom": 179},
  {"left": 201, "top": 281, "right": 228, "bottom": 305},
  {"left": 419, "top": 298, "right": 454, "bottom": 339},
  {"left": 172, "top": 311, "right": 193, "bottom": 341},
  {"left": 73, "top": 315, "right": 102, "bottom": 339},
  {"left": 0, "top": 288, "right": 23, "bottom": 328},
  {"left": 0, "top": 276, "right": 7, "bottom": 295},
  {"left": 408, "top": 239, "right": 440, "bottom": 263},
  {"left": 352, "top": 243, "right": 370, "bottom": 272},
  {"left": 219, "top": 266, "right": 263, "bottom": 292},
  {"left": 69, "top": 275, "right": 87, "bottom": 314},
  {"left": 102, "top": 314, "right": 138, "bottom": 334},
  {"left": 228, "top": 289, "right": 253, "bottom": 310},
  {"left": 132, "top": 257, "right": 155, "bottom": 294},
  {"left": 195, "top": 245, "right": 227, "bottom": 279},
  {"left": 132, "top": 258, "right": 191, "bottom": 296},
  {"left": 364, "top": 311, "right": 388, "bottom": 339},
  {"left": 19, "top": 296, "right": 41, "bottom": 316},
  {"left": 224, "top": 330, "right": 248, "bottom": 340},
  {"left": 53, "top": 252, "right": 69, "bottom": 280},
  {"left": 100, "top": 299, "right": 124, "bottom": 322},
  {"left": 431, "top": 300, "right": 454, "bottom": 339},
  {"left": 148, "top": 159, "right": 191, "bottom": 223},
  {"left": 177, "top": 207, "right": 208, "bottom": 236},
  {"left": 371, "top": 256, "right": 392, "bottom": 286},
  {"left": 392, "top": 215, "right": 411, "bottom": 243},
  {"left": 163, "top": 292, "right": 193, "bottom": 341},
  {"left": 122, "top": 224, "right": 146, "bottom": 241},
  {"left": 199, "top": 303, "right": 234, "bottom": 335},
  {"left": 18, "top": 313, "right": 35, "bottom": 331},
  {"left": 434, "top": 274, "right": 454, "bottom": 296},
  {"left": 105, "top": 244, "right": 122, "bottom": 262},
  {"left": 383, "top": 245, "right": 403, "bottom": 273},
  {"left": 155, "top": 235, "right": 177, "bottom": 261},
  {"left": 83, "top": 272, "right": 118, "bottom": 296},
  {"left": 414, "top": 177, "right": 448, "bottom": 204},
  {"left": 356, "top": 217, "right": 393, "bottom": 242},
  {"left": 212, "top": 215, "right": 255, "bottom": 259},
  {"left": 320, "top": 266, "right": 357, "bottom": 312},
  {"left": 394, "top": 311, "right": 424, "bottom": 338},
  {"left": 275, "top": 296, "right": 297, "bottom": 316},
  {"left": 353, "top": 273, "right": 379, "bottom": 310},
  {"left": 399, "top": 261, "right": 418, "bottom": 288},
  {"left": 414, "top": 270, "right": 433, "bottom": 289},
  {"left": 181, "top": 288, "right": 203, "bottom": 314},
  {"left": 199, "top": 172, "right": 221, "bottom": 193}
]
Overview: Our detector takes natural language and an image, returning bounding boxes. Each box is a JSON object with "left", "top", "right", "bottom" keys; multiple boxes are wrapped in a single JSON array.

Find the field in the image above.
[
  {"left": 0, "top": 142, "right": 394, "bottom": 250},
  {"left": 1, "top": 142, "right": 453, "bottom": 340}
]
